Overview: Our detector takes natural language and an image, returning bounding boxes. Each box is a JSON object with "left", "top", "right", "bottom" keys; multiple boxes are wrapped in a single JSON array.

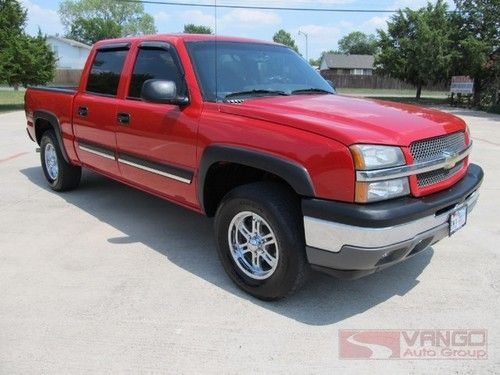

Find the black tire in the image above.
[
  {"left": 214, "top": 182, "right": 309, "bottom": 300},
  {"left": 40, "top": 130, "right": 81, "bottom": 191}
]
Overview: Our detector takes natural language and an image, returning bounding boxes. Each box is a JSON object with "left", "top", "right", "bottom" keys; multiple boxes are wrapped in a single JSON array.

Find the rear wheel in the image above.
[
  {"left": 40, "top": 130, "right": 81, "bottom": 191},
  {"left": 215, "top": 182, "right": 309, "bottom": 300}
]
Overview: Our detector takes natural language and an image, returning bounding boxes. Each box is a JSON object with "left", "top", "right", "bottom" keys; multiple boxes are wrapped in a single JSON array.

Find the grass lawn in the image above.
[{"left": 0, "top": 90, "right": 25, "bottom": 113}]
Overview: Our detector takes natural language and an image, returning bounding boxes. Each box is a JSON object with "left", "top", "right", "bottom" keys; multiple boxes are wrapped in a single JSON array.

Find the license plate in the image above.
[{"left": 449, "top": 206, "right": 467, "bottom": 235}]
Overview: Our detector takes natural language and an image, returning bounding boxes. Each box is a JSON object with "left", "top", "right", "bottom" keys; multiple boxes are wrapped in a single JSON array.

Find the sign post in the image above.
[{"left": 450, "top": 76, "right": 474, "bottom": 107}]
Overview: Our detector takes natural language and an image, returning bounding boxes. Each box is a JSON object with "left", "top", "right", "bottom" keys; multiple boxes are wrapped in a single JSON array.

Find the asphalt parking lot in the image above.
[{"left": 1, "top": 108, "right": 499, "bottom": 373}]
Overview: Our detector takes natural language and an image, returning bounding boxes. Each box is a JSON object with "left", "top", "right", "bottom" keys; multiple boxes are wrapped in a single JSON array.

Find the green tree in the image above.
[
  {"left": 338, "top": 31, "right": 378, "bottom": 55},
  {"left": 375, "top": 0, "right": 454, "bottom": 99},
  {"left": 0, "top": 1, "right": 55, "bottom": 89},
  {"left": 67, "top": 17, "right": 122, "bottom": 45},
  {"left": 0, "top": 0, "right": 26, "bottom": 82},
  {"left": 451, "top": 0, "right": 500, "bottom": 106},
  {"left": 59, "top": 0, "right": 156, "bottom": 43},
  {"left": 183, "top": 24, "right": 212, "bottom": 34},
  {"left": 272, "top": 29, "right": 299, "bottom": 54},
  {"left": 3, "top": 30, "right": 56, "bottom": 88}
]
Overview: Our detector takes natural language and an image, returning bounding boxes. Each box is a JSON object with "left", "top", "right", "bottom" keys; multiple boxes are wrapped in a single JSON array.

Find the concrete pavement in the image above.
[{"left": 0, "top": 108, "right": 499, "bottom": 373}]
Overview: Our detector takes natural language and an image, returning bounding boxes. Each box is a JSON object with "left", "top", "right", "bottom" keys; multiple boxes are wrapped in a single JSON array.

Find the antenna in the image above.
[{"left": 214, "top": 0, "right": 218, "bottom": 102}]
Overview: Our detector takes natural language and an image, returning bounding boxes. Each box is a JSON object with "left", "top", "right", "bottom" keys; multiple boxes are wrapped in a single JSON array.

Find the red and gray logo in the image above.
[
  {"left": 339, "top": 329, "right": 488, "bottom": 360},
  {"left": 339, "top": 330, "right": 400, "bottom": 359}
]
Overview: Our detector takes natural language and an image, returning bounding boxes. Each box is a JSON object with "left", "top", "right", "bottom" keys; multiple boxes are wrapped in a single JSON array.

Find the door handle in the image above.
[
  {"left": 117, "top": 112, "right": 130, "bottom": 125},
  {"left": 78, "top": 106, "right": 88, "bottom": 117}
]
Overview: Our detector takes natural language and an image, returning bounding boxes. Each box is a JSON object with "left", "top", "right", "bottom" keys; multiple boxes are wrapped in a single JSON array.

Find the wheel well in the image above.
[
  {"left": 202, "top": 162, "right": 297, "bottom": 217},
  {"left": 35, "top": 118, "right": 53, "bottom": 145}
]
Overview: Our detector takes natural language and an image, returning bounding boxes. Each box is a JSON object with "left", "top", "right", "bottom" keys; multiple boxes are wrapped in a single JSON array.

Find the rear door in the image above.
[
  {"left": 73, "top": 44, "right": 129, "bottom": 177},
  {"left": 115, "top": 41, "right": 199, "bottom": 208}
]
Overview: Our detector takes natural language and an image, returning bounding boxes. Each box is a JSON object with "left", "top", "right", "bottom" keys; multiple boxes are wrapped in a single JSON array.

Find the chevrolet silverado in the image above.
[{"left": 24, "top": 34, "right": 483, "bottom": 300}]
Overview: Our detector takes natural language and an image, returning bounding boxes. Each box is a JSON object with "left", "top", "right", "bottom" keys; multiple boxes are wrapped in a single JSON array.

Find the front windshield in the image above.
[{"left": 186, "top": 41, "right": 335, "bottom": 101}]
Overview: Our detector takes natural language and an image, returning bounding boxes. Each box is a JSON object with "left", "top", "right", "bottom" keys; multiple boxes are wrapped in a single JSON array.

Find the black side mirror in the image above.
[{"left": 141, "top": 79, "right": 189, "bottom": 105}]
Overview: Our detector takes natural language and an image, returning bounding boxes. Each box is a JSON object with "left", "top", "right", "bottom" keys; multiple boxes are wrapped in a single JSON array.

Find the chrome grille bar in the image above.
[{"left": 356, "top": 142, "right": 472, "bottom": 182}]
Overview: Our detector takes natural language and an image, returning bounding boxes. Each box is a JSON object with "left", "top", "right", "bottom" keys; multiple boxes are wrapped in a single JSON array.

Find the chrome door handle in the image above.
[
  {"left": 117, "top": 112, "right": 130, "bottom": 125},
  {"left": 78, "top": 106, "right": 88, "bottom": 117}
]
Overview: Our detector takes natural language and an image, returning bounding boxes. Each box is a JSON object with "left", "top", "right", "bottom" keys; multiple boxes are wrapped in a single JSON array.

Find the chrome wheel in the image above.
[
  {"left": 44, "top": 143, "right": 58, "bottom": 180},
  {"left": 228, "top": 211, "right": 279, "bottom": 280}
]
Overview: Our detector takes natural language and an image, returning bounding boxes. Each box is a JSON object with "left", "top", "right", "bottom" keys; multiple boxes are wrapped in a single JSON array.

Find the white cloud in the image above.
[
  {"left": 182, "top": 9, "right": 216, "bottom": 29},
  {"left": 20, "top": 0, "right": 64, "bottom": 36},
  {"left": 356, "top": 15, "right": 391, "bottom": 34},
  {"left": 154, "top": 11, "right": 172, "bottom": 24},
  {"left": 171, "top": 0, "right": 355, "bottom": 4},
  {"left": 293, "top": 24, "right": 341, "bottom": 58},
  {"left": 294, "top": 24, "right": 340, "bottom": 37},
  {"left": 181, "top": 8, "right": 281, "bottom": 31},
  {"left": 220, "top": 9, "right": 281, "bottom": 27},
  {"left": 365, "top": 16, "right": 389, "bottom": 28},
  {"left": 389, "top": 0, "right": 455, "bottom": 10},
  {"left": 244, "top": 0, "right": 355, "bottom": 4}
]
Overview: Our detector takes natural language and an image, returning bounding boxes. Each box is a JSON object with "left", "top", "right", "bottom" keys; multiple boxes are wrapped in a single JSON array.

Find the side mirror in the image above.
[
  {"left": 141, "top": 79, "right": 188, "bottom": 105},
  {"left": 326, "top": 80, "right": 336, "bottom": 91}
]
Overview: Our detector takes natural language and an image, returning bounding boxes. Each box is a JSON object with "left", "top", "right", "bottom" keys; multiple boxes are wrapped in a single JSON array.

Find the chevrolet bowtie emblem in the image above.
[{"left": 442, "top": 151, "right": 460, "bottom": 169}]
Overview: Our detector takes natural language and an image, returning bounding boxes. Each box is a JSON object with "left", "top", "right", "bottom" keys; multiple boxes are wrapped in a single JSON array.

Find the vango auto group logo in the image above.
[{"left": 339, "top": 329, "right": 487, "bottom": 360}]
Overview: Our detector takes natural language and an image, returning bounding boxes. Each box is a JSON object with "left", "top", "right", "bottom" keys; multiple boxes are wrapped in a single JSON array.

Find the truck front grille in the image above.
[
  {"left": 410, "top": 132, "right": 466, "bottom": 188},
  {"left": 416, "top": 160, "right": 464, "bottom": 187}
]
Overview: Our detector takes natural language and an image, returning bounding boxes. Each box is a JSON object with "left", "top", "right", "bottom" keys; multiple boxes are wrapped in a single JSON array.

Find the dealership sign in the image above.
[
  {"left": 450, "top": 76, "right": 474, "bottom": 94},
  {"left": 339, "top": 329, "right": 487, "bottom": 360}
]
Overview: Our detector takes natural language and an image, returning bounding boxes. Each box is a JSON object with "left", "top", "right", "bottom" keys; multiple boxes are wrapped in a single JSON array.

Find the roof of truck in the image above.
[{"left": 94, "top": 33, "right": 281, "bottom": 48}]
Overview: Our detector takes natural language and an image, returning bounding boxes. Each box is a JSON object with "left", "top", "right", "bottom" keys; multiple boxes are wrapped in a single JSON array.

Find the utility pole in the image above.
[{"left": 298, "top": 30, "right": 309, "bottom": 62}]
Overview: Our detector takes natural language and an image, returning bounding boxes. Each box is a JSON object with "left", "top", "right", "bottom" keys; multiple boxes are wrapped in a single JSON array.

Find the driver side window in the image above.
[{"left": 128, "top": 47, "right": 185, "bottom": 99}]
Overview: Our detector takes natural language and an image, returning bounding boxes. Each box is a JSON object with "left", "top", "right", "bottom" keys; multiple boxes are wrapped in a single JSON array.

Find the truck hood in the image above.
[{"left": 219, "top": 94, "right": 466, "bottom": 146}]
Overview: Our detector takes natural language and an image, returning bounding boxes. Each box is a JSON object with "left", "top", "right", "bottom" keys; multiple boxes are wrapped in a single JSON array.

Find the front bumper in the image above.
[{"left": 303, "top": 164, "right": 484, "bottom": 279}]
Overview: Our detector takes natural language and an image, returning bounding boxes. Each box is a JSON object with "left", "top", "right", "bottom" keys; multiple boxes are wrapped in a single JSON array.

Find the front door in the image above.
[{"left": 115, "top": 42, "right": 199, "bottom": 208}]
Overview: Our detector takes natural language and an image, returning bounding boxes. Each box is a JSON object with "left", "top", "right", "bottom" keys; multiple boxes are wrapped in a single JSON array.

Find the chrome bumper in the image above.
[
  {"left": 304, "top": 190, "right": 479, "bottom": 254},
  {"left": 303, "top": 163, "right": 483, "bottom": 279}
]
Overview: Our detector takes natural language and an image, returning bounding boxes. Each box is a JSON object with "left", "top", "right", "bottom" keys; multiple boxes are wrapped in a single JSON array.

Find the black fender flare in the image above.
[
  {"left": 198, "top": 144, "right": 315, "bottom": 214},
  {"left": 33, "top": 110, "right": 70, "bottom": 163}
]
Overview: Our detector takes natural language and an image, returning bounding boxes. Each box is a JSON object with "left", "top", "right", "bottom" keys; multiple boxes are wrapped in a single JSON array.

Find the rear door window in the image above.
[{"left": 86, "top": 49, "right": 128, "bottom": 96}]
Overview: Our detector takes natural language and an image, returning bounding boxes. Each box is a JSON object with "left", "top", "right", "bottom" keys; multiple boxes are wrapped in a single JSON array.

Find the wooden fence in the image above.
[
  {"left": 53, "top": 69, "right": 83, "bottom": 85},
  {"left": 320, "top": 71, "right": 447, "bottom": 91}
]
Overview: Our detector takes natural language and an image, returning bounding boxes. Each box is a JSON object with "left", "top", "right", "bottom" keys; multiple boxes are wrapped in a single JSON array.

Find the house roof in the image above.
[
  {"left": 47, "top": 36, "right": 92, "bottom": 50},
  {"left": 321, "top": 54, "right": 374, "bottom": 70}
]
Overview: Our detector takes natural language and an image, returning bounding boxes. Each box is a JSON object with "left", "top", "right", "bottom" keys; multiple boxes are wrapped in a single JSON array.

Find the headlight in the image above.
[
  {"left": 355, "top": 178, "right": 410, "bottom": 203},
  {"left": 350, "top": 144, "right": 409, "bottom": 203},
  {"left": 350, "top": 144, "right": 405, "bottom": 170}
]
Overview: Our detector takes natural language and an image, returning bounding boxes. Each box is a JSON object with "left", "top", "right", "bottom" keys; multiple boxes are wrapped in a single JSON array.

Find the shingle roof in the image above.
[
  {"left": 321, "top": 54, "right": 374, "bottom": 70},
  {"left": 47, "top": 36, "right": 92, "bottom": 50}
]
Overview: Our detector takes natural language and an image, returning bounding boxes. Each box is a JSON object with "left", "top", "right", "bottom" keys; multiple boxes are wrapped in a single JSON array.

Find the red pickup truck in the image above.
[{"left": 25, "top": 34, "right": 483, "bottom": 300}]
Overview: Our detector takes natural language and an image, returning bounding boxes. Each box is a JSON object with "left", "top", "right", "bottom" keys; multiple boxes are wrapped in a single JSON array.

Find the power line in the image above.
[{"left": 117, "top": 0, "right": 399, "bottom": 13}]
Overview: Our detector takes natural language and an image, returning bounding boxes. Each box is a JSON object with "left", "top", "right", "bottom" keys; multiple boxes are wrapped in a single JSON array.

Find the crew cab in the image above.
[{"left": 24, "top": 34, "right": 483, "bottom": 300}]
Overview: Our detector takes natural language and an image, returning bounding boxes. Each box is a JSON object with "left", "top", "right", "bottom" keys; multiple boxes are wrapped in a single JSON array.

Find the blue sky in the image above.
[{"left": 20, "top": 0, "right": 455, "bottom": 59}]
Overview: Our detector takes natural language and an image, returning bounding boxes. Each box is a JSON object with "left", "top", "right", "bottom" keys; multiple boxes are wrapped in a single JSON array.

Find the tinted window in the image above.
[
  {"left": 86, "top": 49, "right": 127, "bottom": 96},
  {"left": 186, "top": 41, "right": 333, "bottom": 101},
  {"left": 129, "top": 48, "right": 185, "bottom": 99}
]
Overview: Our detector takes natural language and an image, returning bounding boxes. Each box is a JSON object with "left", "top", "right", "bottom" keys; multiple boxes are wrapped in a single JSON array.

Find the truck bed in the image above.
[{"left": 25, "top": 86, "right": 79, "bottom": 162}]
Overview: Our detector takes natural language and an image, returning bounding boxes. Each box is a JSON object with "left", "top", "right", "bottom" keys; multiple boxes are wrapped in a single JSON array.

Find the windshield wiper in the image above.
[
  {"left": 224, "top": 89, "right": 289, "bottom": 100},
  {"left": 291, "top": 88, "right": 334, "bottom": 95}
]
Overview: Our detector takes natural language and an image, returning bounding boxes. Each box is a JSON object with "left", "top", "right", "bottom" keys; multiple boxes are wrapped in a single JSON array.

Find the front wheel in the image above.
[
  {"left": 40, "top": 130, "right": 81, "bottom": 191},
  {"left": 214, "top": 182, "right": 309, "bottom": 300}
]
